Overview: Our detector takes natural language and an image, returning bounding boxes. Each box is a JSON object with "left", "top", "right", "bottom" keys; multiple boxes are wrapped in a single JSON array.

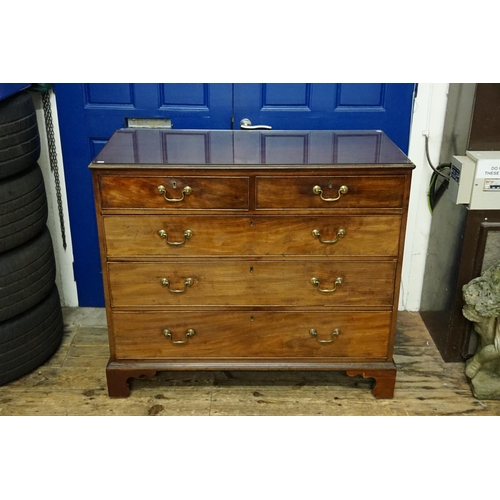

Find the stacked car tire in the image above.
[{"left": 0, "top": 90, "right": 64, "bottom": 385}]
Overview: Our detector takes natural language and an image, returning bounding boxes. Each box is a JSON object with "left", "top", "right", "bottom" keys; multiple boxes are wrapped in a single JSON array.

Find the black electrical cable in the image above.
[
  {"left": 428, "top": 164, "right": 451, "bottom": 213},
  {"left": 425, "top": 134, "right": 450, "bottom": 180},
  {"left": 423, "top": 133, "right": 452, "bottom": 213}
]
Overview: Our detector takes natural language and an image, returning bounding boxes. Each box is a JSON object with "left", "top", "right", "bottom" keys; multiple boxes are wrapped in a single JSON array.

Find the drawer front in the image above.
[
  {"left": 108, "top": 260, "right": 396, "bottom": 308},
  {"left": 256, "top": 176, "right": 406, "bottom": 209},
  {"left": 99, "top": 175, "right": 249, "bottom": 210},
  {"left": 104, "top": 215, "right": 402, "bottom": 258},
  {"left": 112, "top": 310, "right": 391, "bottom": 359}
]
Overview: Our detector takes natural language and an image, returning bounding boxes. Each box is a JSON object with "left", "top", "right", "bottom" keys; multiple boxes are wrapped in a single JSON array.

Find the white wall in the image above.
[
  {"left": 37, "top": 85, "right": 449, "bottom": 310},
  {"left": 400, "top": 84, "right": 449, "bottom": 310},
  {"left": 32, "top": 91, "right": 78, "bottom": 307}
]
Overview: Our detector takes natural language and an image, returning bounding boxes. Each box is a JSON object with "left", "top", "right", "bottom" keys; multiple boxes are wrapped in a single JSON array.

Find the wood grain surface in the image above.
[
  {"left": 100, "top": 175, "right": 250, "bottom": 210},
  {"left": 93, "top": 161, "right": 412, "bottom": 399},
  {"left": 111, "top": 310, "right": 392, "bottom": 359},
  {"left": 103, "top": 215, "right": 402, "bottom": 258},
  {"left": 255, "top": 175, "right": 406, "bottom": 209},
  {"left": 107, "top": 260, "right": 397, "bottom": 308},
  {"left": 0, "top": 309, "right": 496, "bottom": 415}
]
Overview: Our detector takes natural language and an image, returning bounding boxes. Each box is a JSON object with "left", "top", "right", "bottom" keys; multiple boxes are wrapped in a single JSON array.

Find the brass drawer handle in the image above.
[
  {"left": 157, "top": 185, "right": 192, "bottom": 202},
  {"left": 309, "top": 328, "right": 341, "bottom": 343},
  {"left": 163, "top": 328, "right": 195, "bottom": 344},
  {"left": 310, "top": 276, "right": 343, "bottom": 293},
  {"left": 312, "top": 184, "right": 348, "bottom": 202},
  {"left": 312, "top": 228, "right": 346, "bottom": 244},
  {"left": 158, "top": 229, "right": 193, "bottom": 246},
  {"left": 160, "top": 277, "right": 194, "bottom": 293}
]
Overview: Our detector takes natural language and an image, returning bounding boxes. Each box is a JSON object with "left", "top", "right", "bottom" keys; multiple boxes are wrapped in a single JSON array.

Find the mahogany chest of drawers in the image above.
[{"left": 90, "top": 129, "right": 414, "bottom": 398}]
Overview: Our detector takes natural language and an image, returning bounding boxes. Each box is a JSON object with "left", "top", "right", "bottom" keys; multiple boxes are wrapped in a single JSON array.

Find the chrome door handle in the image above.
[{"left": 240, "top": 118, "right": 272, "bottom": 130}]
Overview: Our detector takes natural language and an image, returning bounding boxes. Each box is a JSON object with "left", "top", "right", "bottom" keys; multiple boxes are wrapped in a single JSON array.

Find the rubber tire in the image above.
[
  {"left": 0, "top": 227, "right": 56, "bottom": 323},
  {"left": 0, "top": 286, "right": 64, "bottom": 386},
  {"left": 0, "top": 163, "right": 48, "bottom": 254},
  {"left": 0, "top": 91, "right": 40, "bottom": 179}
]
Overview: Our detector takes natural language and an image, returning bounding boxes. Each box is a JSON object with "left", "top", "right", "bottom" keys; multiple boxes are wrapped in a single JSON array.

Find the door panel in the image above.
[
  {"left": 85, "top": 83, "right": 134, "bottom": 104},
  {"left": 233, "top": 83, "right": 415, "bottom": 153},
  {"left": 55, "top": 83, "right": 232, "bottom": 306}
]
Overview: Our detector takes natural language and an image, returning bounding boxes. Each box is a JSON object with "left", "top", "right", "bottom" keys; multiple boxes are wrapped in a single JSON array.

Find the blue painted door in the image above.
[
  {"left": 233, "top": 83, "right": 415, "bottom": 153},
  {"left": 55, "top": 83, "right": 414, "bottom": 306},
  {"left": 55, "top": 84, "right": 233, "bottom": 306}
]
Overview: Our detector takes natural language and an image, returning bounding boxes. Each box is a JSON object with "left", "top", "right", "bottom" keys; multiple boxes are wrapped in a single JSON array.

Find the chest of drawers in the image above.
[{"left": 90, "top": 129, "right": 414, "bottom": 398}]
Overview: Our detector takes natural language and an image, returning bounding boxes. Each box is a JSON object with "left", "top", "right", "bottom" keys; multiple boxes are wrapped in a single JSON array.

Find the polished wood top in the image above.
[{"left": 91, "top": 129, "right": 413, "bottom": 167}]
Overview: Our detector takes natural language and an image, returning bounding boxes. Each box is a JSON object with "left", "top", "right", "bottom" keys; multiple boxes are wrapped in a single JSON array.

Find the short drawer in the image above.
[
  {"left": 104, "top": 215, "right": 402, "bottom": 258},
  {"left": 256, "top": 175, "right": 406, "bottom": 209},
  {"left": 99, "top": 175, "right": 249, "bottom": 210},
  {"left": 108, "top": 260, "right": 396, "bottom": 308},
  {"left": 111, "top": 310, "right": 392, "bottom": 360}
]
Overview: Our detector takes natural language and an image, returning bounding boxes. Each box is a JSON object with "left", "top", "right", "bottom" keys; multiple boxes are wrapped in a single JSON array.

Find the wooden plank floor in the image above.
[{"left": 1, "top": 308, "right": 499, "bottom": 416}]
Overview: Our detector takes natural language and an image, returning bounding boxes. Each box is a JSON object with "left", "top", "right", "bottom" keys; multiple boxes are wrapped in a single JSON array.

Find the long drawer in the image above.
[
  {"left": 100, "top": 175, "right": 250, "bottom": 210},
  {"left": 111, "top": 310, "right": 392, "bottom": 359},
  {"left": 103, "top": 215, "right": 402, "bottom": 258},
  {"left": 256, "top": 175, "right": 406, "bottom": 209},
  {"left": 108, "top": 260, "right": 396, "bottom": 308}
]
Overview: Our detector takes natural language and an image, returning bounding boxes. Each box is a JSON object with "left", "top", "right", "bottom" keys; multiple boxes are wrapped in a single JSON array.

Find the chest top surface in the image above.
[{"left": 90, "top": 129, "right": 414, "bottom": 169}]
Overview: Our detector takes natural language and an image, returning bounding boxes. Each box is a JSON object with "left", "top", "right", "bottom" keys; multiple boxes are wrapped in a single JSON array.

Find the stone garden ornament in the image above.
[{"left": 463, "top": 260, "right": 500, "bottom": 399}]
